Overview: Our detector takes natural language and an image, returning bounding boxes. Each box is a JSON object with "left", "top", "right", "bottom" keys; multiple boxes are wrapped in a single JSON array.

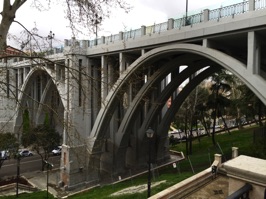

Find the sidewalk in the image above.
[{"left": 23, "top": 169, "right": 67, "bottom": 198}]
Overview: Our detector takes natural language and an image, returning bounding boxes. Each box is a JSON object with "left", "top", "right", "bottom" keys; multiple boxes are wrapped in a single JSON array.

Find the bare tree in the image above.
[{"left": 0, "top": 0, "right": 131, "bottom": 52}]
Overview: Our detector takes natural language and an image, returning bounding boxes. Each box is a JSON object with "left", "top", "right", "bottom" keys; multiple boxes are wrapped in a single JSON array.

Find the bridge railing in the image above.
[
  {"left": 256, "top": 0, "right": 266, "bottom": 9},
  {"left": 65, "top": 0, "right": 266, "bottom": 49},
  {"left": 209, "top": 1, "right": 249, "bottom": 20},
  {"left": 124, "top": 28, "right": 142, "bottom": 40}
]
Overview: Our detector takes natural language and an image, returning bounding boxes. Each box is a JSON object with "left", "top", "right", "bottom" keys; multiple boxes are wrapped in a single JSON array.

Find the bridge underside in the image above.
[{"left": 60, "top": 43, "right": 261, "bottom": 187}]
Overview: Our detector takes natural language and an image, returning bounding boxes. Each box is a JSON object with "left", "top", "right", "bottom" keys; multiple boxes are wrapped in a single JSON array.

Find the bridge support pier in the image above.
[{"left": 60, "top": 144, "right": 99, "bottom": 190}]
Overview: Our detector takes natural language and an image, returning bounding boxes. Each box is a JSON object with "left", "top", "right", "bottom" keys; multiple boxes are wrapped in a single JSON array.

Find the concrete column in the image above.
[
  {"left": 203, "top": 9, "right": 210, "bottom": 22},
  {"left": 249, "top": 0, "right": 255, "bottom": 11},
  {"left": 87, "top": 58, "right": 93, "bottom": 134},
  {"left": 107, "top": 60, "right": 114, "bottom": 91},
  {"left": 64, "top": 39, "right": 69, "bottom": 47},
  {"left": 101, "top": 55, "right": 108, "bottom": 100},
  {"left": 232, "top": 147, "right": 239, "bottom": 159},
  {"left": 81, "top": 40, "right": 88, "bottom": 48},
  {"left": 92, "top": 64, "right": 100, "bottom": 123},
  {"left": 101, "top": 36, "right": 105, "bottom": 44},
  {"left": 248, "top": 31, "right": 260, "bottom": 74},
  {"left": 141, "top": 25, "right": 146, "bottom": 36},
  {"left": 119, "top": 31, "right": 123, "bottom": 40},
  {"left": 168, "top": 18, "right": 174, "bottom": 30},
  {"left": 214, "top": 154, "right": 222, "bottom": 167},
  {"left": 55, "top": 63, "right": 59, "bottom": 80},
  {"left": 23, "top": 67, "right": 27, "bottom": 84},
  {"left": 119, "top": 52, "right": 126, "bottom": 74},
  {"left": 17, "top": 68, "right": 21, "bottom": 87}
]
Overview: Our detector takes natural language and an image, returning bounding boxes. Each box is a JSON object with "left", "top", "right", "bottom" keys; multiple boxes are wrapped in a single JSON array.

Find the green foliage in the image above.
[
  {"left": 0, "top": 133, "right": 18, "bottom": 158},
  {"left": 22, "top": 124, "right": 61, "bottom": 152},
  {"left": 22, "top": 111, "right": 60, "bottom": 151},
  {"left": 22, "top": 109, "right": 31, "bottom": 134},
  {"left": 21, "top": 110, "right": 32, "bottom": 147},
  {"left": 0, "top": 191, "right": 55, "bottom": 199}
]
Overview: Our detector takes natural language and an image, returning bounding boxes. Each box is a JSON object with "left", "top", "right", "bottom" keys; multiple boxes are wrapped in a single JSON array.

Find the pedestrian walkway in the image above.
[
  {"left": 23, "top": 169, "right": 68, "bottom": 198},
  {"left": 185, "top": 176, "right": 229, "bottom": 199},
  {"left": 0, "top": 169, "right": 66, "bottom": 198},
  {"left": 0, "top": 152, "right": 184, "bottom": 198}
]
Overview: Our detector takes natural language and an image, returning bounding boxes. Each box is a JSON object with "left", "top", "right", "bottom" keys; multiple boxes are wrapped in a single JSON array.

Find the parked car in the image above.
[
  {"left": 52, "top": 146, "right": 62, "bottom": 156},
  {"left": 0, "top": 150, "right": 10, "bottom": 160},
  {"left": 19, "top": 149, "right": 33, "bottom": 157}
]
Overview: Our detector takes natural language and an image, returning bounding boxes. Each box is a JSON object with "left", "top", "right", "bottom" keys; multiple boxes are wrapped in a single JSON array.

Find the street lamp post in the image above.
[
  {"left": 44, "top": 160, "right": 54, "bottom": 199},
  {"left": 185, "top": 0, "right": 189, "bottom": 25},
  {"left": 146, "top": 127, "right": 154, "bottom": 198},
  {"left": 92, "top": 14, "right": 102, "bottom": 45},
  {"left": 16, "top": 154, "right": 22, "bottom": 198},
  {"left": 47, "top": 31, "right": 55, "bottom": 51}
]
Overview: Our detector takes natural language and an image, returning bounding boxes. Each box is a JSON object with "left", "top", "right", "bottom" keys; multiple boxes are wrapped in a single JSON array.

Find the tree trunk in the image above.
[
  {"left": 221, "top": 115, "right": 231, "bottom": 134},
  {"left": 201, "top": 112, "right": 210, "bottom": 136},
  {"left": 0, "top": 0, "right": 27, "bottom": 51}
]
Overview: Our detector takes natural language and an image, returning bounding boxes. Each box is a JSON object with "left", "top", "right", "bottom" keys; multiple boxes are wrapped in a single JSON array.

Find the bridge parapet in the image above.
[{"left": 63, "top": 0, "right": 265, "bottom": 49}]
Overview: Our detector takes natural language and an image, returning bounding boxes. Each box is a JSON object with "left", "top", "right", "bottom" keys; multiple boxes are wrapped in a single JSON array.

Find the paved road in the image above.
[{"left": 0, "top": 155, "right": 60, "bottom": 178}]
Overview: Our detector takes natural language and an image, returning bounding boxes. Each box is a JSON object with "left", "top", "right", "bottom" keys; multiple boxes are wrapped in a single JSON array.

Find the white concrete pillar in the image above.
[
  {"left": 101, "top": 36, "right": 105, "bottom": 44},
  {"left": 23, "top": 67, "right": 26, "bottom": 84},
  {"left": 81, "top": 40, "right": 88, "bottom": 48},
  {"left": 64, "top": 39, "right": 69, "bottom": 47},
  {"left": 232, "top": 147, "right": 239, "bottom": 159},
  {"left": 101, "top": 55, "right": 108, "bottom": 100},
  {"left": 119, "top": 31, "right": 123, "bottom": 40},
  {"left": 141, "top": 26, "right": 146, "bottom": 36},
  {"left": 202, "top": 38, "right": 209, "bottom": 47},
  {"left": 119, "top": 52, "right": 126, "bottom": 74},
  {"left": 107, "top": 60, "right": 114, "bottom": 91},
  {"left": 248, "top": 31, "right": 260, "bottom": 74},
  {"left": 214, "top": 154, "right": 222, "bottom": 167},
  {"left": 92, "top": 63, "right": 100, "bottom": 121},
  {"left": 55, "top": 63, "right": 59, "bottom": 81},
  {"left": 17, "top": 68, "right": 21, "bottom": 87},
  {"left": 87, "top": 58, "right": 93, "bottom": 134},
  {"left": 249, "top": 0, "right": 255, "bottom": 11},
  {"left": 168, "top": 18, "right": 174, "bottom": 30},
  {"left": 203, "top": 9, "right": 210, "bottom": 22}
]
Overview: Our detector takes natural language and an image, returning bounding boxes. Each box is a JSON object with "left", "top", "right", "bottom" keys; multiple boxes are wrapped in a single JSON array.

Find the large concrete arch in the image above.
[{"left": 90, "top": 43, "right": 266, "bottom": 157}]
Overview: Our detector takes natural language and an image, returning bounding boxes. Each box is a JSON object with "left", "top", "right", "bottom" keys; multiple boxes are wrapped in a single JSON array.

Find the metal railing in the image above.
[
  {"left": 209, "top": 1, "right": 249, "bottom": 20},
  {"left": 66, "top": 0, "right": 266, "bottom": 48},
  {"left": 256, "top": 0, "right": 266, "bottom": 9},
  {"left": 227, "top": 183, "right": 252, "bottom": 199}
]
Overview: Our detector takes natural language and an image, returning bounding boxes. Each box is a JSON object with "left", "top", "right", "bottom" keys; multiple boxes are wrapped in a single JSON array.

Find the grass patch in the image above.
[
  {"left": 68, "top": 126, "right": 259, "bottom": 198},
  {"left": 0, "top": 191, "right": 55, "bottom": 199}
]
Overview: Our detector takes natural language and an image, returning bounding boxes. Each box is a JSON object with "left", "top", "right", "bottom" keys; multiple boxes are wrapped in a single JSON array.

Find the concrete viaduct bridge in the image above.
[{"left": 1, "top": 0, "right": 266, "bottom": 189}]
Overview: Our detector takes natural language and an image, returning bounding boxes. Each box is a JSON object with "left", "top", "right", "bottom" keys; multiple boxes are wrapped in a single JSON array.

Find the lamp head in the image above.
[{"left": 146, "top": 127, "right": 154, "bottom": 138}]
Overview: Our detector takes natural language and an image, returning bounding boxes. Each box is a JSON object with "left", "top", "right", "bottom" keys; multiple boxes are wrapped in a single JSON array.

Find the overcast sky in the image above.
[{"left": 1, "top": 0, "right": 244, "bottom": 48}]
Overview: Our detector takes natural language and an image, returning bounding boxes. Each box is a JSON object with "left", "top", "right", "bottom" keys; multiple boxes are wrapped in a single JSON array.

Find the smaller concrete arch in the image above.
[{"left": 14, "top": 65, "right": 65, "bottom": 134}]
